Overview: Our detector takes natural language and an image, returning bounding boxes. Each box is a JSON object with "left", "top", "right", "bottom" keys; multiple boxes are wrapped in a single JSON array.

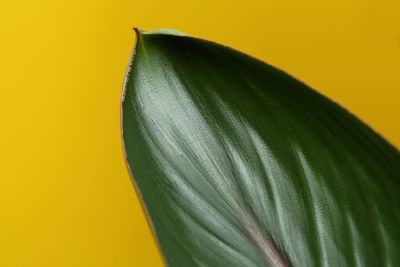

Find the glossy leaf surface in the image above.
[{"left": 121, "top": 29, "right": 400, "bottom": 267}]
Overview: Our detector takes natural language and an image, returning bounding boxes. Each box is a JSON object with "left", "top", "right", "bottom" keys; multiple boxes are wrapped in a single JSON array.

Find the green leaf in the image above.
[{"left": 121, "top": 28, "right": 400, "bottom": 267}]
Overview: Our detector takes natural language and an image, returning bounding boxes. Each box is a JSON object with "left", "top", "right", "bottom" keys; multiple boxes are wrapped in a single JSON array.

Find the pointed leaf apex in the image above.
[{"left": 133, "top": 27, "right": 189, "bottom": 37}]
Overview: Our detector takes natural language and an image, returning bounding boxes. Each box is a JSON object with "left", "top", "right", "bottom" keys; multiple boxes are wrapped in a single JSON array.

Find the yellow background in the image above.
[{"left": 1, "top": 0, "right": 399, "bottom": 266}]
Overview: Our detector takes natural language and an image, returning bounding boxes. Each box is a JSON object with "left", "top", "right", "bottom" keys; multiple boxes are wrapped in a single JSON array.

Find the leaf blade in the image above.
[{"left": 122, "top": 29, "right": 400, "bottom": 267}]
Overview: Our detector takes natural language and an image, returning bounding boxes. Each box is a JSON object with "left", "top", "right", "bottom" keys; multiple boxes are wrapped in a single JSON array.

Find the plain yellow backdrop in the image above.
[{"left": 0, "top": 0, "right": 399, "bottom": 266}]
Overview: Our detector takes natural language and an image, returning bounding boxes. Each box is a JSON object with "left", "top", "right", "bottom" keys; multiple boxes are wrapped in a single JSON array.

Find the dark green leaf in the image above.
[{"left": 121, "top": 28, "right": 400, "bottom": 267}]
